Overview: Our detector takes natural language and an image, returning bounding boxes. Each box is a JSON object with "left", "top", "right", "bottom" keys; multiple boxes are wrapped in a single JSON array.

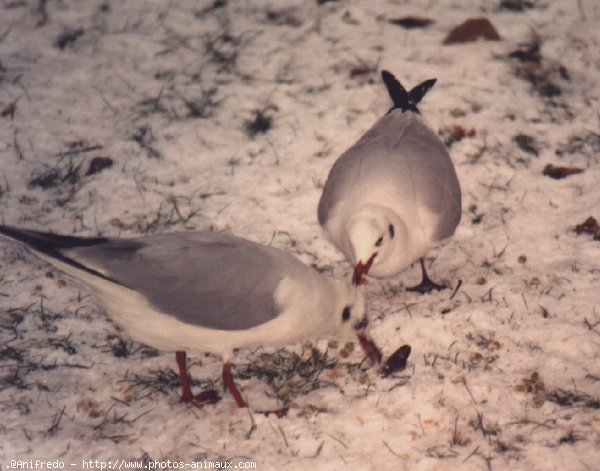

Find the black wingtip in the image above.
[
  {"left": 409, "top": 78, "right": 437, "bottom": 104},
  {"left": 0, "top": 225, "right": 108, "bottom": 255},
  {"left": 0, "top": 225, "right": 120, "bottom": 284},
  {"left": 380, "top": 70, "right": 437, "bottom": 114}
]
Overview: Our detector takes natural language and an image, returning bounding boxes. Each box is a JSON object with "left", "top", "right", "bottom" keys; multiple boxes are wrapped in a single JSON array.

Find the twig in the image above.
[
  {"left": 383, "top": 440, "right": 404, "bottom": 458},
  {"left": 417, "top": 413, "right": 426, "bottom": 435},
  {"left": 450, "top": 279, "right": 463, "bottom": 300},
  {"left": 311, "top": 441, "right": 324, "bottom": 458},
  {"left": 0, "top": 26, "right": 11, "bottom": 42},
  {"left": 277, "top": 424, "right": 289, "bottom": 447},
  {"left": 464, "top": 379, "right": 477, "bottom": 405},
  {"left": 245, "top": 407, "right": 257, "bottom": 440},
  {"left": 583, "top": 317, "right": 600, "bottom": 337},
  {"left": 577, "top": 0, "right": 586, "bottom": 20},
  {"left": 55, "top": 145, "right": 103, "bottom": 158},
  {"left": 13, "top": 130, "right": 24, "bottom": 160},
  {"left": 521, "top": 293, "right": 529, "bottom": 310},
  {"left": 36, "top": 0, "right": 49, "bottom": 27},
  {"left": 463, "top": 445, "right": 480, "bottom": 463},
  {"left": 324, "top": 432, "right": 348, "bottom": 449},
  {"left": 47, "top": 406, "right": 66, "bottom": 434}
]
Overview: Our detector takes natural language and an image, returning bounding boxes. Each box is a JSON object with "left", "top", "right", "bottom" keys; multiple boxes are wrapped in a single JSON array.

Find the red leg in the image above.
[
  {"left": 407, "top": 258, "right": 447, "bottom": 293},
  {"left": 222, "top": 361, "right": 290, "bottom": 416},
  {"left": 176, "top": 351, "right": 193, "bottom": 402},
  {"left": 222, "top": 361, "right": 247, "bottom": 408},
  {"left": 175, "top": 351, "right": 221, "bottom": 407}
]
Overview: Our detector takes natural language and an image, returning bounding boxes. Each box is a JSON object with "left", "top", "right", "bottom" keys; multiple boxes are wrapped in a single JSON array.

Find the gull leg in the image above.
[
  {"left": 222, "top": 361, "right": 247, "bottom": 408},
  {"left": 176, "top": 351, "right": 194, "bottom": 402},
  {"left": 222, "top": 361, "right": 288, "bottom": 417},
  {"left": 175, "top": 351, "right": 220, "bottom": 407},
  {"left": 407, "top": 258, "right": 447, "bottom": 293}
]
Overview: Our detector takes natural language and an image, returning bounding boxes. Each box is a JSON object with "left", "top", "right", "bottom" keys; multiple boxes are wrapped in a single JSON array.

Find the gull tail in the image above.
[{"left": 381, "top": 70, "right": 437, "bottom": 114}]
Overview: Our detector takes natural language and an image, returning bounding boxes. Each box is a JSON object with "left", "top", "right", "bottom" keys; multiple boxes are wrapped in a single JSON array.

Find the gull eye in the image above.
[
  {"left": 342, "top": 306, "right": 351, "bottom": 322},
  {"left": 388, "top": 224, "right": 395, "bottom": 239},
  {"left": 375, "top": 236, "right": 384, "bottom": 247},
  {"left": 353, "top": 316, "right": 368, "bottom": 331}
]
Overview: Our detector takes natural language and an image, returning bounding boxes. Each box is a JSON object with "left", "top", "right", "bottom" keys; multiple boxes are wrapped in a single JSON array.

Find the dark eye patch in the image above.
[
  {"left": 388, "top": 224, "right": 395, "bottom": 239},
  {"left": 342, "top": 306, "right": 351, "bottom": 322}
]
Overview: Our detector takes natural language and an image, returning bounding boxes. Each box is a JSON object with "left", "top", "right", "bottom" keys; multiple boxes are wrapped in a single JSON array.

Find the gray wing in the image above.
[
  {"left": 65, "top": 232, "right": 298, "bottom": 331},
  {"left": 398, "top": 115, "right": 461, "bottom": 240},
  {"left": 318, "top": 153, "right": 358, "bottom": 225}
]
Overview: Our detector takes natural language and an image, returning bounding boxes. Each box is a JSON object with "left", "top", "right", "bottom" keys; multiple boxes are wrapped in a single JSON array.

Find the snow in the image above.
[{"left": 1, "top": 0, "right": 599, "bottom": 470}]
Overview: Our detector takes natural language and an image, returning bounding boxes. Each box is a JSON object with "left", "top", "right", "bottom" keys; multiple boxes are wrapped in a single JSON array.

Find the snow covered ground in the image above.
[{"left": 1, "top": 0, "right": 599, "bottom": 469}]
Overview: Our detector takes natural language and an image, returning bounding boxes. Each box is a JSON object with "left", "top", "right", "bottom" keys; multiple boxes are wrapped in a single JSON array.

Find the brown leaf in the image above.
[
  {"left": 573, "top": 217, "right": 600, "bottom": 240},
  {"left": 542, "top": 164, "right": 584, "bottom": 179},
  {"left": 514, "top": 134, "right": 539, "bottom": 156},
  {"left": 85, "top": 156, "right": 114, "bottom": 176},
  {"left": 381, "top": 345, "right": 411, "bottom": 377},
  {"left": 388, "top": 16, "right": 434, "bottom": 29},
  {"left": 1, "top": 102, "right": 16, "bottom": 119},
  {"left": 349, "top": 67, "right": 374, "bottom": 79},
  {"left": 440, "top": 124, "right": 476, "bottom": 147},
  {"left": 443, "top": 18, "right": 501, "bottom": 45}
]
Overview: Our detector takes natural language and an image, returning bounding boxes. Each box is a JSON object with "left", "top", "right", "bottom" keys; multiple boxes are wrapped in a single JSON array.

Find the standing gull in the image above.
[
  {"left": 0, "top": 226, "right": 378, "bottom": 410},
  {"left": 318, "top": 70, "right": 461, "bottom": 292}
]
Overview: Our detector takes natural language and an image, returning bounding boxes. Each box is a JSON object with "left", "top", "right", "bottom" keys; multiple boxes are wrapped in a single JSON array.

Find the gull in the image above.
[
  {"left": 318, "top": 70, "right": 461, "bottom": 293},
  {"left": 0, "top": 226, "right": 380, "bottom": 411}
]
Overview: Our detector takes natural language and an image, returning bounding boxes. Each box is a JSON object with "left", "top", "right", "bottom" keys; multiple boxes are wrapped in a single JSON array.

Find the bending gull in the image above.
[
  {"left": 0, "top": 226, "right": 379, "bottom": 411},
  {"left": 318, "top": 70, "right": 461, "bottom": 293}
]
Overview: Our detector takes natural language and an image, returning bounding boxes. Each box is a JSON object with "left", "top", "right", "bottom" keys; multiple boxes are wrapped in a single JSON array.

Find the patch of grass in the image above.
[
  {"left": 245, "top": 109, "right": 273, "bottom": 137},
  {"left": 28, "top": 158, "right": 82, "bottom": 190},
  {"left": 515, "top": 372, "right": 600, "bottom": 409},
  {"left": 545, "top": 388, "right": 600, "bottom": 409},
  {"left": 235, "top": 345, "right": 372, "bottom": 407},
  {"left": 120, "top": 364, "right": 217, "bottom": 401},
  {"left": 55, "top": 29, "right": 84, "bottom": 50},
  {"left": 99, "top": 334, "right": 141, "bottom": 358},
  {"left": 237, "top": 347, "right": 339, "bottom": 395},
  {"left": 132, "top": 125, "right": 161, "bottom": 159},
  {"left": 558, "top": 431, "right": 582, "bottom": 445},
  {"left": 47, "top": 334, "right": 77, "bottom": 355}
]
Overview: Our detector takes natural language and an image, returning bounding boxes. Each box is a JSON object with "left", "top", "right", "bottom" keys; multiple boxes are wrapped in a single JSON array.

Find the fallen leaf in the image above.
[
  {"left": 542, "top": 164, "right": 584, "bottom": 179},
  {"left": 514, "top": 134, "right": 539, "bottom": 156},
  {"left": 381, "top": 345, "right": 411, "bottom": 377},
  {"left": 499, "top": 0, "right": 535, "bottom": 12},
  {"left": 573, "top": 216, "right": 600, "bottom": 240},
  {"left": 443, "top": 18, "right": 500, "bottom": 45},
  {"left": 349, "top": 67, "right": 374, "bottom": 79},
  {"left": 388, "top": 16, "right": 434, "bottom": 29},
  {"left": 85, "top": 156, "right": 113, "bottom": 176}
]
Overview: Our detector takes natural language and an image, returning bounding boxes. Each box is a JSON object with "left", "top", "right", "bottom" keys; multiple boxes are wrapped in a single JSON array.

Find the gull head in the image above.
[
  {"left": 347, "top": 206, "right": 400, "bottom": 285},
  {"left": 331, "top": 280, "right": 382, "bottom": 364},
  {"left": 331, "top": 280, "right": 368, "bottom": 338}
]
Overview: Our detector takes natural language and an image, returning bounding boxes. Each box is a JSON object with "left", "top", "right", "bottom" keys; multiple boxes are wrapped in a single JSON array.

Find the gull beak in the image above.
[
  {"left": 357, "top": 333, "right": 382, "bottom": 365},
  {"left": 353, "top": 316, "right": 382, "bottom": 365},
  {"left": 352, "top": 253, "right": 377, "bottom": 286}
]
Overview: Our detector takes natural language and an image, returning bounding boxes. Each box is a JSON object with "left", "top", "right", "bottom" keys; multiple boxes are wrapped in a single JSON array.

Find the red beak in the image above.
[
  {"left": 357, "top": 333, "right": 382, "bottom": 365},
  {"left": 352, "top": 253, "right": 377, "bottom": 286}
]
